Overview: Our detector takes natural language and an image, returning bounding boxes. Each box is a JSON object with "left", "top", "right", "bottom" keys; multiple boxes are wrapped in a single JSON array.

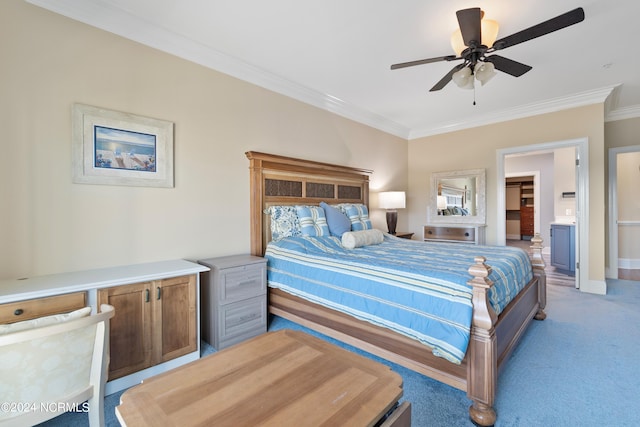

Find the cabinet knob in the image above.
[
  {"left": 464, "top": 232, "right": 470, "bottom": 237},
  {"left": 14, "top": 308, "right": 24, "bottom": 316},
  {"left": 427, "top": 230, "right": 433, "bottom": 235}
]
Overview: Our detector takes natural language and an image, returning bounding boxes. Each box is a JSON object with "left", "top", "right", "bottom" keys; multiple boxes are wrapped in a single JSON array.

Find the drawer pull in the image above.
[
  {"left": 14, "top": 308, "right": 24, "bottom": 316},
  {"left": 157, "top": 287, "right": 162, "bottom": 300},
  {"left": 145, "top": 289, "right": 150, "bottom": 303},
  {"left": 465, "top": 232, "right": 470, "bottom": 237},
  {"left": 427, "top": 230, "right": 433, "bottom": 235},
  {"left": 238, "top": 280, "right": 255, "bottom": 287}
]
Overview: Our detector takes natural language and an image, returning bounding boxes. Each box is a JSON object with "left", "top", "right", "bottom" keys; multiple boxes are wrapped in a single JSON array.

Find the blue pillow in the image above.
[
  {"left": 320, "top": 202, "right": 351, "bottom": 237},
  {"left": 344, "top": 204, "right": 372, "bottom": 231},
  {"left": 295, "top": 205, "right": 330, "bottom": 237}
]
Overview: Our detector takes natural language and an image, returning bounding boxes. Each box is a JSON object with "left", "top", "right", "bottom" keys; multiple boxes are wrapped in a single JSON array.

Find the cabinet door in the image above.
[
  {"left": 154, "top": 275, "right": 197, "bottom": 363},
  {"left": 98, "top": 283, "right": 152, "bottom": 380},
  {"left": 550, "top": 225, "right": 572, "bottom": 270}
]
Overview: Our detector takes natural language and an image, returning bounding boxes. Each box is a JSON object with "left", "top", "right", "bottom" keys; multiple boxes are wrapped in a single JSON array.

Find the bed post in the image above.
[
  {"left": 530, "top": 233, "right": 547, "bottom": 320},
  {"left": 466, "top": 256, "right": 498, "bottom": 427},
  {"left": 246, "top": 152, "right": 265, "bottom": 256}
]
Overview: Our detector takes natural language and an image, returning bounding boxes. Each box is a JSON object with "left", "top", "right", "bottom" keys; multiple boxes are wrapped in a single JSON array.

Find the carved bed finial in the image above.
[
  {"left": 467, "top": 256, "right": 497, "bottom": 331},
  {"left": 529, "top": 233, "right": 547, "bottom": 320}
]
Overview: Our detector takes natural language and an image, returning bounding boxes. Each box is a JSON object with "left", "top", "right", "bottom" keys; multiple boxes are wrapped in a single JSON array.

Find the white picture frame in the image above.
[{"left": 72, "top": 104, "right": 174, "bottom": 188}]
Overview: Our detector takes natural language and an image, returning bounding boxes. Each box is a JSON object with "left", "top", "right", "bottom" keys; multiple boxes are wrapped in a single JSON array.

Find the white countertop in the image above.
[{"left": 0, "top": 259, "right": 209, "bottom": 304}]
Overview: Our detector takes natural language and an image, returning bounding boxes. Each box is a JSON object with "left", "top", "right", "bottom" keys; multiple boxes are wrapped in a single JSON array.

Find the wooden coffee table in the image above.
[{"left": 116, "top": 329, "right": 410, "bottom": 426}]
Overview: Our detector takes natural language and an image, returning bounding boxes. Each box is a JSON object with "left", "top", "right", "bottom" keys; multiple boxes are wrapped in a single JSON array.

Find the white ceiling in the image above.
[{"left": 28, "top": 0, "right": 640, "bottom": 139}]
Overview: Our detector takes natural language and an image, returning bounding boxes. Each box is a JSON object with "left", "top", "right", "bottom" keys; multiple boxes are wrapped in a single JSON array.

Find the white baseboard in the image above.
[{"left": 618, "top": 258, "right": 640, "bottom": 270}]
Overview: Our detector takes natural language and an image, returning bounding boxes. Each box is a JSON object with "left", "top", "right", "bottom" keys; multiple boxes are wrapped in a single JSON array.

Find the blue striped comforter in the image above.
[{"left": 265, "top": 234, "right": 533, "bottom": 364}]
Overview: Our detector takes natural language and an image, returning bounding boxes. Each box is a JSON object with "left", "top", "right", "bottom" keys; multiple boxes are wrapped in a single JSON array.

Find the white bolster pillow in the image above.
[{"left": 341, "top": 229, "right": 384, "bottom": 249}]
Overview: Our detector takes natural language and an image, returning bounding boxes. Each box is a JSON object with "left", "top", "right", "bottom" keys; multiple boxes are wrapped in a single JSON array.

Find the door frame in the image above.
[
  {"left": 608, "top": 144, "right": 640, "bottom": 279},
  {"left": 497, "top": 137, "right": 590, "bottom": 292}
]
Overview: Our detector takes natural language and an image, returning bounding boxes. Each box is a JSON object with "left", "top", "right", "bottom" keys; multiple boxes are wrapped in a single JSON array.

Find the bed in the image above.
[{"left": 246, "top": 151, "right": 547, "bottom": 426}]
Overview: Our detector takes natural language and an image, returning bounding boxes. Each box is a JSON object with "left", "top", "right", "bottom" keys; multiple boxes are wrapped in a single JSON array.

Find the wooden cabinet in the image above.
[
  {"left": 520, "top": 206, "right": 534, "bottom": 239},
  {"left": 550, "top": 224, "right": 576, "bottom": 275},
  {"left": 0, "top": 259, "right": 208, "bottom": 394},
  {"left": 0, "top": 292, "right": 86, "bottom": 324},
  {"left": 423, "top": 225, "right": 486, "bottom": 245},
  {"left": 98, "top": 275, "right": 197, "bottom": 380},
  {"left": 198, "top": 255, "right": 267, "bottom": 350}
]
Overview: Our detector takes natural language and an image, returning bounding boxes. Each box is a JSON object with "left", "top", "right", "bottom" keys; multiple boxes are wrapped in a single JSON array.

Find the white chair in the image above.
[{"left": 0, "top": 304, "right": 114, "bottom": 427}]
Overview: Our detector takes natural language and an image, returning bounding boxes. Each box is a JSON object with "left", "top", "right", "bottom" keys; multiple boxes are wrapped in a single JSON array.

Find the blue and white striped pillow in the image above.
[
  {"left": 342, "top": 204, "right": 372, "bottom": 231},
  {"left": 296, "top": 205, "right": 330, "bottom": 237}
]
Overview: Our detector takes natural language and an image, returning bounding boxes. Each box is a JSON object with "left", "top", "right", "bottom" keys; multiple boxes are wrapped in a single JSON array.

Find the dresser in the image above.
[
  {"left": 520, "top": 206, "right": 534, "bottom": 240},
  {"left": 0, "top": 260, "right": 209, "bottom": 395},
  {"left": 198, "top": 255, "right": 267, "bottom": 350},
  {"left": 423, "top": 224, "right": 486, "bottom": 245}
]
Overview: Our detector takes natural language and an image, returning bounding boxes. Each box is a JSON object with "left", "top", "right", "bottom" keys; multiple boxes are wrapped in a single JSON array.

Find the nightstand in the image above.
[
  {"left": 394, "top": 232, "right": 414, "bottom": 240},
  {"left": 198, "top": 255, "right": 267, "bottom": 350}
]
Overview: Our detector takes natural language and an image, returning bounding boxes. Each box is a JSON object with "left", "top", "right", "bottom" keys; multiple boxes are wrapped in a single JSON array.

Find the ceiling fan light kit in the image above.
[{"left": 391, "top": 7, "right": 585, "bottom": 95}]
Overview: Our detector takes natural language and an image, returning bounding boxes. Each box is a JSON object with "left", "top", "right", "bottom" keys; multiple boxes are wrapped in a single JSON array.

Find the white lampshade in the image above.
[
  {"left": 475, "top": 61, "right": 496, "bottom": 85},
  {"left": 452, "top": 66, "right": 474, "bottom": 89},
  {"left": 437, "top": 195, "right": 447, "bottom": 210},
  {"left": 450, "top": 19, "right": 499, "bottom": 56},
  {"left": 378, "top": 191, "right": 406, "bottom": 210}
]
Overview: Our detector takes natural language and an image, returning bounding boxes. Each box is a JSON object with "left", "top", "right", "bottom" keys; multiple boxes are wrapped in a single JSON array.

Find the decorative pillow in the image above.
[
  {"left": 342, "top": 204, "right": 372, "bottom": 231},
  {"left": 320, "top": 201, "right": 351, "bottom": 237},
  {"left": 296, "top": 205, "right": 330, "bottom": 237},
  {"left": 342, "top": 229, "right": 384, "bottom": 249},
  {"left": 264, "top": 205, "right": 302, "bottom": 240},
  {"left": 0, "top": 306, "right": 92, "bottom": 336}
]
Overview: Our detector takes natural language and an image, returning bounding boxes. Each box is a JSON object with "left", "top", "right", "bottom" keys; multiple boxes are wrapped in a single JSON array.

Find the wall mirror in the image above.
[{"left": 428, "top": 169, "right": 486, "bottom": 225}]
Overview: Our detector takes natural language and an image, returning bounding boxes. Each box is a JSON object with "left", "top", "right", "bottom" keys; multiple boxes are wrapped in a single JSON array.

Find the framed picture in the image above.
[{"left": 72, "top": 104, "right": 174, "bottom": 187}]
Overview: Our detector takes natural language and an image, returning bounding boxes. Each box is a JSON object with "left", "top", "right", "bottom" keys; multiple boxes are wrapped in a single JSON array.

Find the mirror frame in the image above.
[{"left": 428, "top": 168, "right": 486, "bottom": 225}]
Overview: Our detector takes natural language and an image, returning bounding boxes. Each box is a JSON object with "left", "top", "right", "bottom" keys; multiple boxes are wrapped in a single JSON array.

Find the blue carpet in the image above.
[{"left": 39, "top": 280, "right": 640, "bottom": 426}]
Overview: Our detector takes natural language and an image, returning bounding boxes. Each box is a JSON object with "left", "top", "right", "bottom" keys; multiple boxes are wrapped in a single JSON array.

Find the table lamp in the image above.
[{"left": 378, "top": 191, "right": 406, "bottom": 235}]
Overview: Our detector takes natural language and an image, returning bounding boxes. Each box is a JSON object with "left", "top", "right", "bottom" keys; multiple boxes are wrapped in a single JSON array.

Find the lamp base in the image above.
[{"left": 386, "top": 211, "right": 398, "bottom": 235}]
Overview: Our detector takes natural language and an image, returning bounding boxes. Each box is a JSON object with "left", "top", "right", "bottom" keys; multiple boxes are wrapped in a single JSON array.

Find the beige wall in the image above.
[
  {"left": 0, "top": 1, "right": 407, "bottom": 279},
  {"left": 408, "top": 105, "right": 606, "bottom": 284}
]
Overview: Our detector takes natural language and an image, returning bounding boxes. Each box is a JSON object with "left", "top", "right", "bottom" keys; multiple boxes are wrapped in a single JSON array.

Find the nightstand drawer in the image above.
[
  {"left": 0, "top": 292, "right": 87, "bottom": 324},
  {"left": 220, "top": 265, "right": 266, "bottom": 304},
  {"left": 424, "top": 225, "right": 475, "bottom": 242},
  {"left": 217, "top": 296, "right": 267, "bottom": 349}
]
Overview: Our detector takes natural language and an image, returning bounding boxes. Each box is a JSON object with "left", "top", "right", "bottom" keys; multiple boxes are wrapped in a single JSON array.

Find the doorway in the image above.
[
  {"left": 608, "top": 145, "right": 640, "bottom": 280},
  {"left": 497, "top": 137, "right": 591, "bottom": 292}
]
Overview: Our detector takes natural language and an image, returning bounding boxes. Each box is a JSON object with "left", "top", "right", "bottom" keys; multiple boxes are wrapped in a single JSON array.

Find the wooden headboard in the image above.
[{"left": 246, "top": 151, "right": 373, "bottom": 256}]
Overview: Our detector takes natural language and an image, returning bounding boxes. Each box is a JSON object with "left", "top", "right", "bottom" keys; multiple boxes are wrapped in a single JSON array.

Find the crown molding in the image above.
[
  {"left": 25, "top": 1, "right": 638, "bottom": 142},
  {"left": 408, "top": 85, "right": 619, "bottom": 140},
  {"left": 605, "top": 105, "right": 640, "bottom": 122},
  {"left": 26, "top": 0, "right": 411, "bottom": 140}
]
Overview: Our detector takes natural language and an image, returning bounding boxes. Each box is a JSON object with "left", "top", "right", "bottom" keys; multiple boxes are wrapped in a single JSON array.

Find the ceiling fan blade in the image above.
[
  {"left": 485, "top": 55, "right": 532, "bottom": 77},
  {"left": 429, "top": 64, "right": 466, "bottom": 92},
  {"left": 457, "top": 8, "right": 482, "bottom": 47},
  {"left": 492, "top": 7, "right": 585, "bottom": 50},
  {"left": 390, "top": 55, "right": 457, "bottom": 70}
]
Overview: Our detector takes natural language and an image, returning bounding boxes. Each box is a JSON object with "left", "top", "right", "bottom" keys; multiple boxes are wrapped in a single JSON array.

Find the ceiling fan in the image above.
[{"left": 391, "top": 7, "right": 585, "bottom": 92}]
